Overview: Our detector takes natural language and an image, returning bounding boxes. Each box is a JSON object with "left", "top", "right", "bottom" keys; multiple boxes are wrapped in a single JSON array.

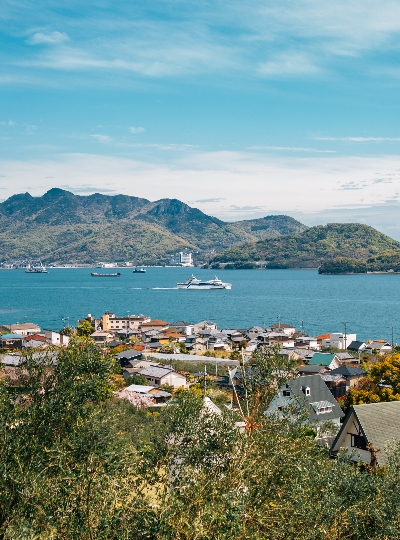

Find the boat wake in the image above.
[{"left": 151, "top": 287, "right": 179, "bottom": 290}]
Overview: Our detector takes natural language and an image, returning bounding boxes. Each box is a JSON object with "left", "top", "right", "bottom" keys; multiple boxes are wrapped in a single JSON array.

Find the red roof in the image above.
[
  {"left": 316, "top": 333, "right": 330, "bottom": 340},
  {"left": 141, "top": 320, "right": 169, "bottom": 326},
  {"left": 23, "top": 334, "right": 49, "bottom": 342}
]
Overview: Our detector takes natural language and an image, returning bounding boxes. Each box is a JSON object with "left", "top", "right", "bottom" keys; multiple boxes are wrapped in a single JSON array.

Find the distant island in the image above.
[
  {"left": 209, "top": 223, "right": 400, "bottom": 270},
  {"left": 0, "top": 188, "right": 305, "bottom": 265},
  {"left": 2, "top": 188, "right": 400, "bottom": 270}
]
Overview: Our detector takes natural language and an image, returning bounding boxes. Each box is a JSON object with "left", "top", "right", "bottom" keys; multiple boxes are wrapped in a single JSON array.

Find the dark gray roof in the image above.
[
  {"left": 170, "top": 321, "right": 192, "bottom": 326},
  {"left": 271, "top": 323, "right": 295, "bottom": 329},
  {"left": 287, "top": 375, "right": 344, "bottom": 422},
  {"left": 140, "top": 365, "right": 175, "bottom": 378},
  {"left": 330, "top": 366, "right": 366, "bottom": 378},
  {"left": 332, "top": 402, "right": 400, "bottom": 465},
  {"left": 347, "top": 341, "right": 366, "bottom": 350},
  {"left": 297, "top": 365, "right": 326, "bottom": 374}
]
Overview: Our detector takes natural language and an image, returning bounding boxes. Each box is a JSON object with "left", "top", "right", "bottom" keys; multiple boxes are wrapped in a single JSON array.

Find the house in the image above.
[
  {"left": 297, "top": 365, "right": 328, "bottom": 377},
  {"left": 266, "top": 374, "right": 344, "bottom": 426},
  {"left": 3, "top": 322, "right": 41, "bottom": 336},
  {"left": 320, "top": 373, "right": 347, "bottom": 399},
  {"left": 22, "top": 334, "right": 50, "bottom": 349},
  {"left": 193, "top": 320, "right": 218, "bottom": 333},
  {"left": 347, "top": 341, "right": 367, "bottom": 352},
  {"left": 125, "top": 384, "right": 172, "bottom": 404},
  {"left": 115, "top": 349, "right": 143, "bottom": 367},
  {"left": 122, "top": 360, "right": 163, "bottom": 380},
  {"left": 335, "top": 352, "right": 358, "bottom": 364},
  {"left": 44, "top": 330, "right": 70, "bottom": 346},
  {"left": 90, "top": 331, "right": 114, "bottom": 344},
  {"left": 329, "top": 366, "right": 366, "bottom": 388},
  {"left": 168, "top": 321, "right": 194, "bottom": 335},
  {"left": 364, "top": 340, "right": 392, "bottom": 354},
  {"left": 138, "top": 365, "right": 188, "bottom": 389},
  {"left": 0, "top": 334, "right": 23, "bottom": 350},
  {"left": 294, "top": 336, "right": 319, "bottom": 349},
  {"left": 330, "top": 402, "right": 400, "bottom": 466},
  {"left": 101, "top": 312, "right": 151, "bottom": 332},
  {"left": 140, "top": 319, "right": 169, "bottom": 332},
  {"left": 322, "top": 333, "right": 357, "bottom": 349},
  {"left": 308, "top": 352, "right": 340, "bottom": 370},
  {"left": 270, "top": 323, "right": 296, "bottom": 336},
  {"left": 1, "top": 353, "right": 22, "bottom": 367}
]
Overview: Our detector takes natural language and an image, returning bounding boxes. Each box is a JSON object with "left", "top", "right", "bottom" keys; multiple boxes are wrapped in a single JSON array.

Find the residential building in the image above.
[
  {"left": 193, "top": 320, "right": 218, "bottom": 333},
  {"left": 330, "top": 402, "right": 400, "bottom": 466},
  {"left": 320, "top": 373, "right": 347, "bottom": 399},
  {"left": 329, "top": 366, "right": 366, "bottom": 388},
  {"left": 125, "top": 384, "right": 172, "bottom": 404},
  {"left": 140, "top": 319, "right": 169, "bottom": 332},
  {"left": 294, "top": 336, "right": 319, "bottom": 349},
  {"left": 364, "top": 340, "right": 392, "bottom": 354},
  {"left": 322, "top": 333, "right": 357, "bottom": 349},
  {"left": 297, "top": 365, "right": 328, "bottom": 376},
  {"left": 347, "top": 341, "right": 367, "bottom": 352},
  {"left": 101, "top": 312, "right": 151, "bottom": 332},
  {"left": 90, "top": 331, "right": 114, "bottom": 344},
  {"left": 308, "top": 352, "right": 340, "bottom": 370},
  {"left": 138, "top": 364, "right": 187, "bottom": 389},
  {"left": 3, "top": 322, "right": 41, "bottom": 336},
  {"left": 169, "top": 321, "right": 194, "bottom": 335},
  {"left": 44, "top": 330, "right": 70, "bottom": 346},
  {"left": 22, "top": 335, "right": 50, "bottom": 349},
  {"left": 170, "top": 252, "right": 194, "bottom": 267},
  {"left": 115, "top": 349, "right": 143, "bottom": 367},
  {"left": 0, "top": 334, "right": 23, "bottom": 350},
  {"left": 270, "top": 323, "right": 296, "bottom": 336},
  {"left": 266, "top": 374, "right": 344, "bottom": 426}
]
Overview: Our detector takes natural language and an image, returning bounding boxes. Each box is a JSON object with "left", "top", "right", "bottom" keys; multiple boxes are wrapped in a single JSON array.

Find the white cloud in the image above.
[
  {"left": 29, "top": 31, "right": 69, "bottom": 45},
  {"left": 314, "top": 136, "right": 400, "bottom": 142},
  {"left": 129, "top": 126, "right": 145, "bottom": 134},
  {"left": 90, "top": 134, "right": 111, "bottom": 143},
  {"left": 249, "top": 146, "right": 336, "bottom": 153}
]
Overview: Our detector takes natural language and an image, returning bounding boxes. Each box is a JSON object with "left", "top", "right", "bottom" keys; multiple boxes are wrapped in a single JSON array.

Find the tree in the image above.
[
  {"left": 125, "top": 373, "right": 149, "bottom": 386},
  {"left": 371, "top": 352, "right": 400, "bottom": 393},
  {"left": 76, "top": 319, "right": 93, "bottom": 337}
]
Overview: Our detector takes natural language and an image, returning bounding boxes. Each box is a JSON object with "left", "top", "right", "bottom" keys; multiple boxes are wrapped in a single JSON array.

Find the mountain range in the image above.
[{"left": 0, "top": 189, "right": 306, "bottom": 264}]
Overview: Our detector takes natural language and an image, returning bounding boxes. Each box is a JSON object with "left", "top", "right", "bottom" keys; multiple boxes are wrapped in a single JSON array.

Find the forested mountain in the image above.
[
  {"left": 0, "top": 189, "right": 306, "bottom": 264},
  {"left": 211, "top": 223, "right": 400, "bottom": 268}
]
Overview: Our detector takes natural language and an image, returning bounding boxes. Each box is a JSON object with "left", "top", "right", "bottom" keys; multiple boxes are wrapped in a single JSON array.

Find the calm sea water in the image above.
[{"left": 0, "top": 267, "right": 399, "bottom": 342}]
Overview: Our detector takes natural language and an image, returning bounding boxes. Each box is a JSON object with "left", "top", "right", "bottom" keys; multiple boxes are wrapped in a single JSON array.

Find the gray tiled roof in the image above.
[
  {"left": 287, "top": 375, "right": 343, "bottom": 422},
  {"left": 298, "top": 365, "right": 326, "bottom": 374},
  {"left": 330, "top": 366, "right": 365, "bottom": 378},
  {"left": 140, "top": 365, "right": 174, "bottom": 378},
  {"left": 333, "top": 401, "right": 400, "bottom": 465}
]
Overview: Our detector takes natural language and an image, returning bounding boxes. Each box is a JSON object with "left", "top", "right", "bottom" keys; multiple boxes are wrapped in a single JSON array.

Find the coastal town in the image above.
[{"left": 1, "top": 310, "right": 399, "bottom": 467}]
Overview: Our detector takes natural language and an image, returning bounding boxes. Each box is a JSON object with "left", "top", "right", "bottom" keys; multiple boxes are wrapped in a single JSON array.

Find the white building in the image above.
[
  {"left": 171, "top": 252, "right": 194, "bottom": 267},
  {"left": 322, "top": 333, "right": 357, "bottom": 349},
  {"left": 5, "top": 322, "right": 41, "bottom": 336},
  {"left": 44, "top": 330, "right": 70, "bottom": 347}
]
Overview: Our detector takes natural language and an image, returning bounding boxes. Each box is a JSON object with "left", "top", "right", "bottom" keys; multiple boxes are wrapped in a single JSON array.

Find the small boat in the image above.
[
  {"left": 133, "top": 267, "right": 146, "bottom": 273},
  {"left": 91, "top": 272, "right": 121, "bottom": 277},
  {"left": 177, "top": 275, "right": 232, "bottom": 290},
  {"left": 25, "top": 261, "right": 47, "bottom": 273}
]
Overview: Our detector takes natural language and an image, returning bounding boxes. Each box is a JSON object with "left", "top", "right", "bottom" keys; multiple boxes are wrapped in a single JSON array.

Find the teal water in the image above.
[{"left": 0, "top": 267, "right": 399, "bottom": 342}]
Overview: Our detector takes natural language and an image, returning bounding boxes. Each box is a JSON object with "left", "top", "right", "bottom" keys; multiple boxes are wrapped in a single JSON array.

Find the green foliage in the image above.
[
  {"left": 125, "top": 373, "right": 149, "bottom": 386},
  {"left": 213, "top": 223, "right": 400, "bottom": 268},
  {"left": 76, "top": 319, "right": 93, "bottom": 337},
  {"left": 319, "top": 257, "right": 367, "bottom": 274}
]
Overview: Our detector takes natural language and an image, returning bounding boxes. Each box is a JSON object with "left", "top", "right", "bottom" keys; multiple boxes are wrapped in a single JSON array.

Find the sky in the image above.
[{"left": 2, "top": 0, "right": 400, "bottom": 236}]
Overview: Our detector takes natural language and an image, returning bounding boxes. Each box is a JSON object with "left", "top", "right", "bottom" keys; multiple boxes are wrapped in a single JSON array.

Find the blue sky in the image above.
[{"left": 2, "top": 0, "right": 400, "bottom": 236}]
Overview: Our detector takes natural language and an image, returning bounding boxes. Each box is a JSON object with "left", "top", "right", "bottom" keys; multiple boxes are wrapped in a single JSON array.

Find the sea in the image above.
[{"left": 0, "top": 267, "right": 399, "bottom": 343}]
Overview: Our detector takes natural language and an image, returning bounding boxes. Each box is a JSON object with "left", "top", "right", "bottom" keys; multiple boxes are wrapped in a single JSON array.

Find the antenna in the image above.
[{"left": 392, "top": 326, "right": 394, "bottom": 351}]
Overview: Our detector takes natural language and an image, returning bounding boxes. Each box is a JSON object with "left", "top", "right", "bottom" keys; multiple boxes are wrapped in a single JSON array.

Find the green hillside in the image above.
[
  {"left": 211, "top": 223, "right": 400, "bottom": 268},
  {"left": 319, "top": 250, "right": 400, "bottom": 274},
  {"left": 0, "top": 189, "right": 306, "bottom": 264}
]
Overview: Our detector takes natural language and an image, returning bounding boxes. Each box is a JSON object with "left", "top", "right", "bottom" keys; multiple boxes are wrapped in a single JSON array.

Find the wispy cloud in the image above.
[
  {"left": 192, "top": 198, "right": 226, "bottom": 203},
  {"left": 28, "top": 31, "right": 69, "bottom": 45},
  {"left": 314, "top": 136, "right": 400, "bottom": 141},
  {"left": 90, "top": 134, "right": 111, "bottom": 143},
  {"left": 249, "top": 146, "right": 335, "bottom": 153},
  {"left": 129, "top": 126, "right": 145, "bottom": 134}
]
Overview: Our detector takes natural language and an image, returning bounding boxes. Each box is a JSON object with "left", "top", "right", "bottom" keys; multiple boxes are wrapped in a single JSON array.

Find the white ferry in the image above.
[
  {"left": 25, "top": 261, "right": 47, "bottom": 274},
  {"left": 177, "top": 275, "right": 232, "bottom": 290}
]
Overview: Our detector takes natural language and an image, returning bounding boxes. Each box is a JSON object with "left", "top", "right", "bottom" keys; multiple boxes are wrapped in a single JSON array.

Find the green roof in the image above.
[{"left": 308, "top": 353, "right": 336, "bottom": 366}]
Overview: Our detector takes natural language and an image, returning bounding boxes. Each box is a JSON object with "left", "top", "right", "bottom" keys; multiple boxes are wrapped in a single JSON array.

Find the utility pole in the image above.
[
  {"left": 343, "top": 320, "right": 347, "bottom": 350},
  {"left": 203, "top": 365, "right": 207, "bottom": 398},
  {"left": 277, "top": 314, "right": 281, "bottom": 331},
  {"left": 301, "top": 320, "right": 305, "bottom": 335},
  {"left": 392, "top": 326, "right": 394, "bottom": 351},
  {"left": 127, "top": 310, "right": 130, "bottom": 341}
]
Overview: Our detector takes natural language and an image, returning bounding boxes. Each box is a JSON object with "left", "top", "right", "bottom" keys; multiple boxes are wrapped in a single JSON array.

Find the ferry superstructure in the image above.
[{"left": 177, "top": 275, "right": 232, "bottom": 290}]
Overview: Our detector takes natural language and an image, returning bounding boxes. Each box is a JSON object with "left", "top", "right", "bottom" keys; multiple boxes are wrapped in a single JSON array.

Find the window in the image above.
[
  {"left": 351, "top": 434, "right": 367, "bottom": 450},
  {"left": 283, "top": 390, "right": 291, "bottom": 397},
  {"left": 302, "top": 386, "right": 311, "bottom": 396},
  {"left": 317, "top": 406, "right": 332, "bottom": 414}
]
